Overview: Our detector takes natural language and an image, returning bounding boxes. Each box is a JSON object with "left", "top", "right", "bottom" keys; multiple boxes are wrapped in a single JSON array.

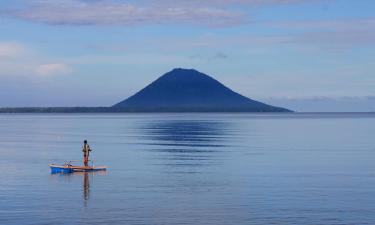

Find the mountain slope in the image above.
[{"left": 113, "top": 68, "right": 291, "bottom": 112}]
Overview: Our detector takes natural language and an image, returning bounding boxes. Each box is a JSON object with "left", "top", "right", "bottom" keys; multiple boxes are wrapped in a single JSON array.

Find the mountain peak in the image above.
[
  {"left": 163, "top": 68, "right": 209, "bottom": 79},
  {"left": 113, "top": 68, "right": 291, "bottom": 112},
  {"left": 171, "top": 68, "right": 197, "bottom": 72}
]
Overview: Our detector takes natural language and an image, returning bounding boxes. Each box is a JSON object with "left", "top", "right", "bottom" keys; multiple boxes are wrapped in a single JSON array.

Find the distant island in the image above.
[{"left": 0, "top": 68, "right": 291, "bottom": 113}]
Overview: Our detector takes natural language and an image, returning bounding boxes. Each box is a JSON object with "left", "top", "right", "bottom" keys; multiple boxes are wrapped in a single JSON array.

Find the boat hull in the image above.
[{"left": 49, "top": 164, "right": 107, "bottom": 173}]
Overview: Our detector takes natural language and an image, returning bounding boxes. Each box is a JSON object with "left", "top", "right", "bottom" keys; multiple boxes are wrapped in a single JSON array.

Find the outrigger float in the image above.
[
  {"left": 49, "top": 163, "right": 107, "bottom": 173},
  {"left": 49, "top": 140, "right": 107, "bottom": 173}
]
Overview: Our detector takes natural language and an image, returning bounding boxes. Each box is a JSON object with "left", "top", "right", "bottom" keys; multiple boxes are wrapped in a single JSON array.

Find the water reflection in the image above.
[
  {"left": 137, "top": 120, "right": 232, "bottom": 168},
  {"left": 50, "top": 171, "right": 106, "bottom": 204},
  {"left": 83, "top": 172, "right": 90, "bottom": 201}
]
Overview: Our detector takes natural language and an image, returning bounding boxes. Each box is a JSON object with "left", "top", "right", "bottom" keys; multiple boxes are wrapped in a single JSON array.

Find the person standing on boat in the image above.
[{"left": 82, "top": 140, "right": 92, "bottom": 167}]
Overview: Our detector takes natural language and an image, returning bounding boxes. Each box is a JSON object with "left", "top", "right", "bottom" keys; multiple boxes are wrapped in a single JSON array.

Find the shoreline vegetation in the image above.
[{"left": 0, "top": 107, "right": 293, "bottom": 113}]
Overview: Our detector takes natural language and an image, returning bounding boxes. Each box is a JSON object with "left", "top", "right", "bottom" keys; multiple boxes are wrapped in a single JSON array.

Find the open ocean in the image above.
[{"left": 0, "top": 113, "right": 374, "bottom": 225}]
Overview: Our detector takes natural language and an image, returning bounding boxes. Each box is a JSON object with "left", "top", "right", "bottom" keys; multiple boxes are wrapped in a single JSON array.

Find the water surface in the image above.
[{"left": 0, "top": 113, "right": 374, "bottom": 224}]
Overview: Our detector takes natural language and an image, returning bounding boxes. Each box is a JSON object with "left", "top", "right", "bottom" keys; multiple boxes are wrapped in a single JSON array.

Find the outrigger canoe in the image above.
[
  {"left": 50, "top": 140, "right": 107, "bottom": 173},
  {"left": 49, "top": 163, "right": 107, "bottom": 173}
]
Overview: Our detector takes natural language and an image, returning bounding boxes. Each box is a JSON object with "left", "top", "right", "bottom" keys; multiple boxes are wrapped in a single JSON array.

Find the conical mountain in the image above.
[{"left": 113, "top": 68, "right": 291, "bottom": 112}]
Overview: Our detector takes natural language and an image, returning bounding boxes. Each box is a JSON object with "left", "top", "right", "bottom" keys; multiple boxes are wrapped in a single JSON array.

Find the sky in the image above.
[{"left": 0, "top": 0, "right": 374, "bottom": 108}]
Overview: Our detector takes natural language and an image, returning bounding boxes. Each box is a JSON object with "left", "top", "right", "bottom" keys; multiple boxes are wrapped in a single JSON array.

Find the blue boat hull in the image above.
[
  {"left": 50, "top": 166, "right": 74, "bottom": 174},
  {"left": 49, "top": 164, "right": 107, "bottom": 174}
]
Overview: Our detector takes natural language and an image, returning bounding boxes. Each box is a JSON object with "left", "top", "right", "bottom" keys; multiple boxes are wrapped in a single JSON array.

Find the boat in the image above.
[
  {"left": 49, "top": 140, "right": 107, "bottom": 173},
  {"left": 49, "top": 163, "right": 107, "bottom": 173}
]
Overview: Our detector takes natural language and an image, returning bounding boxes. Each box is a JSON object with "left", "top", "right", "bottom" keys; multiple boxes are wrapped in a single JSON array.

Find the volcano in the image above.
[{"left": 113, "top": 68, "right": 291, "bottom": 112}]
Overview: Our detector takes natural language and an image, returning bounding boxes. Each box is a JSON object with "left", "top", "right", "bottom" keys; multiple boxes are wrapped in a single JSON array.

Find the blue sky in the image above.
[{"left": 0, "top": 0, "right": 374, "bottom": 107}]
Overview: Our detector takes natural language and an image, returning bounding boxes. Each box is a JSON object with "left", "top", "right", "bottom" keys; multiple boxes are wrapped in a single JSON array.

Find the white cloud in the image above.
[
  {"left": 35, "top": 63, "right": 72, "bottom": 76},
  {"left": 0, "top": 41, "right": 73, "bottom": 77},
  {"left": 0, "top": 42, "right": 27, "bottom": 59}
]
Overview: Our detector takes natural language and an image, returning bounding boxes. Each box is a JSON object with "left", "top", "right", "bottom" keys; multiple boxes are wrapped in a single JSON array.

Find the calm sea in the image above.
[{"left": 0, "top": 113, "right": 374, "bottom": 225}]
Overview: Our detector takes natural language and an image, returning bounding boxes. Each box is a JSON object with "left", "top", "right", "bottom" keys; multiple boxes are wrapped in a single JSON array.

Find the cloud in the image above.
[
  {"left": 271, "top": 18, "right": 375, "bottom": 51},
  {"left": 1, "top": 0, "right": 314, "bottom": 27},
  {"left": 274, "top": 19, "right": 375, "bottom": 30},
  {"left": 35, "top": 63, "right": 72, "bottom": 76},
  {"left": 214, "top": 52, "right": 228, "bottom": 59},
  {"left": 189, "top": 52, "right": 229, "bottom": 61},
  {"left": 84, "top": 43, "right": 128, "bottom": 52},
  {"left": 295, "top": 30, "right": 375, "bottom": 52},
  {"left": 4, "top": 0, "right": 244, "bottom": 27},
  {"left": 0, "top": 42, "right": 27, "bottom": 59},
  {"left": 0, "top": 41, "right": 74, "bottom": 77},
  {"left": 145, "top": 0, "right": 314, "bottom": 7}
]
